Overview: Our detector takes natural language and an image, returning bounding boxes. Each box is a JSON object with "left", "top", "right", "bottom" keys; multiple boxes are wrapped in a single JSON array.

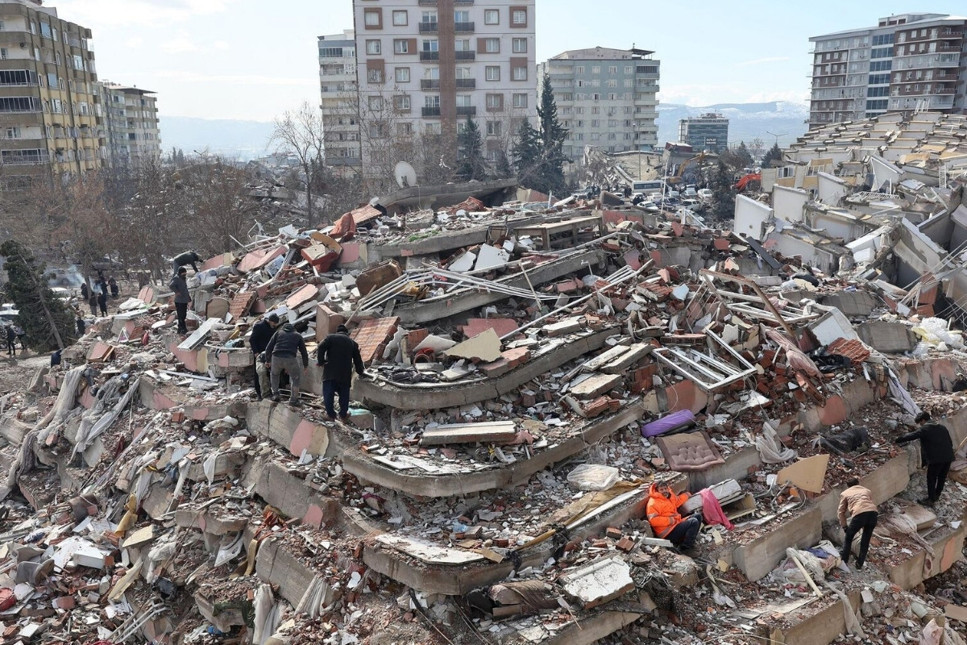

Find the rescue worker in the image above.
[
  {"left": 171, "top": 250, "right": 201, "bottom": 274},
  {"left": 837, "top": 477, "right": 878, "bottom": 570},
  {"left": 169, "top": 266, "right": 191, "bottom": 334},
  {"left": 646, "top": 482, "right": 701, "bottom": 553},
  {"left": 316, "top": 324, "right": 366, "bottom": 421},
  {"left": 264, "top": 323, "right": 308, "bottom": 406},
  {"left": 896, "top": 411, "right": 955, "bottom": 506},
  {"left": 248, "top": 313, "right": 280, "bottom": 400}
]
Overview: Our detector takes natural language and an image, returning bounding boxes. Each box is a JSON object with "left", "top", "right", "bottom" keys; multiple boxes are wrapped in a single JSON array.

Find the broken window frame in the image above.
[{"left": 652, "top": 329, "right": 757, "bottom": 392}]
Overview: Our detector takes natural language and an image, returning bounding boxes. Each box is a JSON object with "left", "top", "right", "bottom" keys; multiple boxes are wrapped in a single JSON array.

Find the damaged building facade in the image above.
[{"left": 3, "top": 114, "right": 967, "bottom": 645}]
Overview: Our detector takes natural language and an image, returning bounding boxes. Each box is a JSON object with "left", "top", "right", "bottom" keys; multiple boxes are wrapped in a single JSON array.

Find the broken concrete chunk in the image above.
[
  {"left": 444, "top": 328, "right": 502, "bottom": 363},
  {"left": 569, "top": 373, "right": 622, "bottom": 399},
  {"left": 420, "top": 421, "right": 517, "bottom": 446},
  {"left": 560, "top": 556, "right": 634, "bottom": 609}
]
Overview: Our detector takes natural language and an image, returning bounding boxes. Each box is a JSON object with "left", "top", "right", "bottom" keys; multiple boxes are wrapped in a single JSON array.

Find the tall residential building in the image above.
[
  {"left": 319, "top": 30, "right": 361, "bottom": 174},
  {"left": 99, "top": 81, "right": 160, "bottom": 170},
  {"left": 537, "top": 47, "right": 660, "bottom": 166},
  {"left": 350, "top": 0, "right": 536, "bottom": 178},
  {"left": 678, "top": 113, "right": 729, "bottom": 153},
  {"left": 809, "top": 13, "right": 967, "bottom": 127},
  {"left": 0, "top": 0, "right": 101, "bottom": 188}
]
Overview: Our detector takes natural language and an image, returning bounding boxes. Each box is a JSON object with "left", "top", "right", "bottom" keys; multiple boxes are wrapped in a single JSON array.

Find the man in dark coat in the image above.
[
  {"left": 80, "top": 281, "right": 89, "bottom": 301},
  {"left": 171, "top": 250, "right": 201, "bottom": 274},
  {"left": 249, "top": 313, "right": 280, "bottom": 400},
  {"left": 897, "top": 411, "right": 955, "bottom": 505},
  {"left": 316, "top": 324, "right": 365, "bottom": 421},
  {"left": 5, "top": 325, "right": 16, "bottom": 357},
  {"left": 96, "top": 281, "right": 108, "bottom": 316},
  {"left": 169, "top": 266, "right": 191, "bottom": 334},
  {"left": 265, "top": 323, "right": 308, "bottom": 406},
  {"left": 108, "top": 277, "right": 119, "bottom": 299}
]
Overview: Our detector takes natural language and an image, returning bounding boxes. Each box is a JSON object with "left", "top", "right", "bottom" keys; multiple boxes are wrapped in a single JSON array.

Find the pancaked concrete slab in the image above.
[
  {"left": 138, "top": 378, "right": 247, "bottom": 421},
  {"left": 505, "top": 610, "right": 644, "bottom": 645},
  {"left": 254, "top": 535, "right": 318, "bottom": 609},
  {"left": 342, "top": 401, "right": 644, "bottom": 497},
  {"left": 887, "top": 512, "right": 966, "bottom": 590},
  {"left": 246, "top": 401, "right": 331, "bottom": 458},
  {"left": 762, "top": 591, "right": 861, "bottom": 645},
  {"left": 856, "top": 321, "right": 916, "bottom": 353},
  {"left": 733, "top": 506, "right": 823, "bottom": 582},
  {"left": 353, "top": 328, "right": 615, "bottom": 410},
  {"left": 392, "top": 249, "right": 606, "bottom": 325}
]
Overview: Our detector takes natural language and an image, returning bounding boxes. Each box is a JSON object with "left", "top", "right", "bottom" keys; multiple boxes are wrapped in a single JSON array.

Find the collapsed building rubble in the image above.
[{"left": 1, "top": 142, "right": 967, "bottom": 645}]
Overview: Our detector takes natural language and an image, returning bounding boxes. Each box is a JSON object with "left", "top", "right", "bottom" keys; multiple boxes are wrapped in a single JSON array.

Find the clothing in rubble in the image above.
[
  {"left": 316, "top": 324, "right": 365, "bottom": 420},
  {"left": 896, "top": 412, "right": 955, "bottom": 505}
]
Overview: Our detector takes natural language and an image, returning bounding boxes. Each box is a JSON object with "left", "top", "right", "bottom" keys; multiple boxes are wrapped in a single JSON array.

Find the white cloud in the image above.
[
  {"left": 737, "top": 56, "right": 790, "bottom": 67},
  {"left": 212, "top": 41, "right": 231, "bottom": 51},
  {"left": 124, "top": 36, "right": 144, "bottom": 48},
  {"left": 161, "top": 33, "right": 200, "bottom": 54},
  {"left": 658, "top": 84, "right": 808, "bottom": 107},
  {"left": 156, "top": 70, "right": 317, "bottom": 88},
  {"left": 54, "top": 0, "right": 237, "bottom": 27}
]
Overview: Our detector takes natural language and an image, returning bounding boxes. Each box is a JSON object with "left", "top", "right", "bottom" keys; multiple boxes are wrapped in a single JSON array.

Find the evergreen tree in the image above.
[
  {"left": 710, "top": 161, "right": 736, "bottom": 222},
  {"left": 762, "top": 143, "right": 783, "bottom": 168},
  {"left": 456, "top": 116, "right": 488, "bottom": 181},
  {"left": 512, "top": 119, "right": 541, "bottom": 188},
  {"left": 734, "top": 141, "right": 754, "bottom": 168},
  {"left": 0, "top": 240, "right": 76, "bottom": 351},
  {"left": 536, "top": 74, "right": 568, "bottom": 197},
  {"left": 494, "top": 150, "right": 512, "bottom": 178}
]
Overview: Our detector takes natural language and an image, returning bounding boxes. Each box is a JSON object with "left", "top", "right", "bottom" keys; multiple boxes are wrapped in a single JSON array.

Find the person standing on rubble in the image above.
[
  {"left": 837, "top": 477, "right": 878, "bottom": 570},
  {"left": 316, "top": 324, "right": 366, "bottom": 421},
  {"left": 896, "top": 411, "right": 955, "bottom": 506},
  {"left": 169, "top": 266, "right": 192, "bottom": 334},
  {"left": 171, "top": 250, "right": 201, "bottom": 274},
  {"left": 108, "top": 276, "right": 119, "bottom": 299},
  {"left": 88, "top": 288, "right": 98, "bottom": 316},
  {"left": 96, "top": 280, "right": 108, "bottom": 316},
  {"left": 5, "top": 324, "right": 16, "bottom": 357},
  {"left": 249, "top": 313, "right": 280, "bottom": 400},
  {"left": 265, "top": 323, "right": 309, "bottom": 406},
  {"left": 646, "top": 482, "right": 701, "bottom": 553}
]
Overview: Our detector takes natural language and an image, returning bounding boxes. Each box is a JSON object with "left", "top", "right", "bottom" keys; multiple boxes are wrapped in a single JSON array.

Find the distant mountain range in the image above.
[
  {"left": 159, "top": 101, "right": 811, "bottom": 161},
  {"left": 657, "top": 101, "right": 810, "bottom": 148}
]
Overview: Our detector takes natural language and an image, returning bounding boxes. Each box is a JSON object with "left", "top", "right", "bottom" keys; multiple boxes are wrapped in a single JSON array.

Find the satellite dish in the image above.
[{"left": 394, "top": 161, "right": 417, "bottom": 189}]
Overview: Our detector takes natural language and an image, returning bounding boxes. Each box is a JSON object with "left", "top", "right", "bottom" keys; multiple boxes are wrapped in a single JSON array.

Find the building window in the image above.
[
  {"left": 425, "top": 95, "right": 440, "bottom": 108},
  {"left": 422, "top": 39, "right": 439, "bottom": 52},
  {"left": 486, "top": 121, "right": 502, "bottom": 136},
  {"left": 364, "top": 9, "right": 382, "bottom": 29},
  {"left": 394, "top": 39, "right": 409, "bottom": 54},
  {"left": 454, "top": 10, "right": 470, "bottom": 24},
  {"left": 512, "top": 65, "right": 527, "bottom": 81},
  {"left": 486, "top": 66, "right": 500, "bottom": 81},
  {"left": 512, "top": 38, "right": 527, "bottom": 53},
  {"left": 368, "top": 96, "right": 383, "bottom": 111},
  {"left": 513, "top": 93, "right": 527, "bottom": 108},
  {"left": 392, "top": 10, "right": 407, "bottom": 26},
  {"left": 511, "top": 9, "right": 527, "bottom": 26},
  {"left": 483, "top": 38, "right": 499, "bottom": 53},
  {"left": 395, "top": 67, "right": 410, "bottom": 83},
  {"left": 394, "top": 95, "right": 411, "bottom": 111},
  {"left": 484, "top": 9, "right": 499, "bottom": 24},
  {"left": 575, "top": 66, "right": 584, "bottom": 74},
  {"left": 606, "top": 79, "right": 617, "bottom": 88},
  {"left": 367, "top": 68, "right": 383, "bottom": 83},
  {"left": 455, "top": 38, "right": 471, "bottom": 51},
  {"left": 366, "top": 40, "right": 381, "bottom": 55},
  {"left": 486, "top": 93, "right": 504, "bottom": 110}
]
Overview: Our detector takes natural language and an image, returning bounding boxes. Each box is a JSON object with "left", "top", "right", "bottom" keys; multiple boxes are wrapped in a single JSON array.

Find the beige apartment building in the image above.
[
  {"left": 0, "top": 0, "right": 101, "bottom": 188},
  {"left": 809, "top": 13, "right": 967, "bottom": 127},
  {"left": 350, "top": 0, "right": 537, "bottom": 179},
  {"left": 319, "top": 30, "right": 361, "bottom": 175},
  {"left": 99, "top": 81, "right": 160, "bottom": 170},
  {"left": 538, "top": 47, "right": 660, "bottom": 168}
]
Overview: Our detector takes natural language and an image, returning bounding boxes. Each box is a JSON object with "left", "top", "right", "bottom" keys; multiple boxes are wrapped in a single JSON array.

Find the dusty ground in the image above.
[{"left": 0, "top": 353, "right": 48, "bottom": 395}]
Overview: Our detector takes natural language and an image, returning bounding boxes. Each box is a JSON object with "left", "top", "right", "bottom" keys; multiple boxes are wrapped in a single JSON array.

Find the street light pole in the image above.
[{"left": 766, "top": 131, "right": 786, "bottom": 147}]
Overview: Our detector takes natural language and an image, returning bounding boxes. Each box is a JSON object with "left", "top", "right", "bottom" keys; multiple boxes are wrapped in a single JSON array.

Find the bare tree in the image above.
[
  {"left": 180, "top": 158, "right": 258, "bottom": 255},
  {"left": 271, "top": 101, "right": 325, "bottom": 228}
]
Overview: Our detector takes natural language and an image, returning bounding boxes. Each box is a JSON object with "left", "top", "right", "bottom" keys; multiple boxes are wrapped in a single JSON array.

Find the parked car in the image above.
[
  {"left": 697, "top": 188, "right": 714, "bottom": 202},
  {"left": 0, "top": 304, "right": 19, "bottom": 325}
]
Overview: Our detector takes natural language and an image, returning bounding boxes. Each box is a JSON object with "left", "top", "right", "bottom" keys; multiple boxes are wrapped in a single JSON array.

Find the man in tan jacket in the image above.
[{"left": 838, "top": 477, "right": 878, "bottom": 570}]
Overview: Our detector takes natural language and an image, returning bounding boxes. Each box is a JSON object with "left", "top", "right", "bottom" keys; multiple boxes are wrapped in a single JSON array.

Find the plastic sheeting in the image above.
[{"left": 755, "top": 421, "right": 798, "bottom": 464}]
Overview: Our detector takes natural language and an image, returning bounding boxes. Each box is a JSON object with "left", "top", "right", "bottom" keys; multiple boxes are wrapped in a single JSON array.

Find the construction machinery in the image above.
[
  {"left": 667, "top": 152, "right": 707, "bottom": 186},
  {"left": 734, "top": 173, "right": 762, "bottom": 192}
]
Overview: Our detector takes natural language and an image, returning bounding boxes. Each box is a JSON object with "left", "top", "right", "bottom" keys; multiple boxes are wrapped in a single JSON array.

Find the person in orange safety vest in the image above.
[{"left": 646, "top": 482, "right": 701, "bottom": 552}]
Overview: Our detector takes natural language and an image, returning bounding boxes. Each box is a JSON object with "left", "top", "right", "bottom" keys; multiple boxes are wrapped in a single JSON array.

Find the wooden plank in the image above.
[{"left": 420, "top": 421, "right": 517, "bottom": 446}]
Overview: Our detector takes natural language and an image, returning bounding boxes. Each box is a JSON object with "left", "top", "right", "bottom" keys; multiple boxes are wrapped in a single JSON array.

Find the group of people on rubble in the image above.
[
  {"left": 78, "top": 271, "right": 119, "bottom": 319},
  {"left": 168, "top": 252, "right": 366, "bottom": 422},
  {"left": 645, "top": 409, "right": 956, "bottom": 570}
]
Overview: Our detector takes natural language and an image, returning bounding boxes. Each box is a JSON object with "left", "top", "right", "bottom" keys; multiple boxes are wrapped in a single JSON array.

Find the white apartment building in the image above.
[
  {"left": 809, "top": 13, "right": 967, "bottom": 127},
  {"left": 99, "top": 81, "right": 160, "bottom": 170},
  {"left": 537, "top": 46, "right": 659, "bottom": 166},
  {"left": 319, "top": 30, "right": 361, "bottom": 174},
  {"left": 351, "top": 0, "right": 537, "bottom": 178}
]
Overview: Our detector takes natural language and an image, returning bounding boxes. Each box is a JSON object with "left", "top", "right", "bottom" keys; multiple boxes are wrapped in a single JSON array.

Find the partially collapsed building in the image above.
[{"left": 2, "top": 112, "right": 967, "bottom": 645}]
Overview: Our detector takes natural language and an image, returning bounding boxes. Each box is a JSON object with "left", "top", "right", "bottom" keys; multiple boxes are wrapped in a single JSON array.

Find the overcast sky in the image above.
[{"left": 51, "top": 0, "right": 967, "bottom": 122}]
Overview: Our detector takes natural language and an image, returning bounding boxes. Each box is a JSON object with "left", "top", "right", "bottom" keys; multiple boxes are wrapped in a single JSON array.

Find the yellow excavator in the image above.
[{"left": 666, "top": 152, "right": 707, "bottom": 187}]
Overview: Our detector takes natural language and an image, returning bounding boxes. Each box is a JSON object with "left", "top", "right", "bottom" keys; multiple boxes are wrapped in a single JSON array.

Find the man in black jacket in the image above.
[
  {"left": 897, "top": 411, "right": 955, "bottom": 506},
  {"left": 169, "top": 267, "right": 191, "bottom": 334},
  {"left": 249, "top": 313, "right": 280, "bottom": 400},
  {"left": 171, "top": 250, "right": 201, "bottom": 274},
  {"left": 316, "top": 324, "right": 365, "bottom": 421},
  {"left": 265, "top": 323, "right": 309, "bottom": 406}
]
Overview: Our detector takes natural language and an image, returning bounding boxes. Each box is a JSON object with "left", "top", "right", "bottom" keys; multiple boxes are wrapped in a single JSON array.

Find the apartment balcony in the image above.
[
  {"left": 454, "top": 21, "right": 475, "bottom": 32},
  {"left": 418, "top": 0, "right": 436, "bottom": 5},
  {"left": 454, "top": 51, "right": 475, "bottom": 61},
  {"left": 418, "top": 21, "right": 438, "bottom": 33},
  {"left": 0, "top": 152, "right": 50, "bottom": 165},
  {"left": 421, "top": 79, "right": 441, "bottom": 90},
  {"left": 422, "top": 106, "right": 441, "bottom": 117},
  {"left": 456, "top": 106, "right": 476, "bottom": 117},
  {"left": 420, "top": 51, "right": 440, "bottom": 62},
  {"left": 938, "top": 29, "right": 964, "bottom": 39},
  {"left": 455, "top": 78, "right": 475, "bottom": 89},
  {"left": 454, "top": 0, "right": 474, "bottom": 4},
  {"left": 0, "top": 81, "right": 38, "bottom": 87}
]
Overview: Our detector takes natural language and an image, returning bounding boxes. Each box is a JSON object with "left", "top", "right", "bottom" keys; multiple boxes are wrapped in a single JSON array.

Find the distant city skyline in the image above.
[{"left": 51, "top": 0, "right": 967, "bottom": 122}]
